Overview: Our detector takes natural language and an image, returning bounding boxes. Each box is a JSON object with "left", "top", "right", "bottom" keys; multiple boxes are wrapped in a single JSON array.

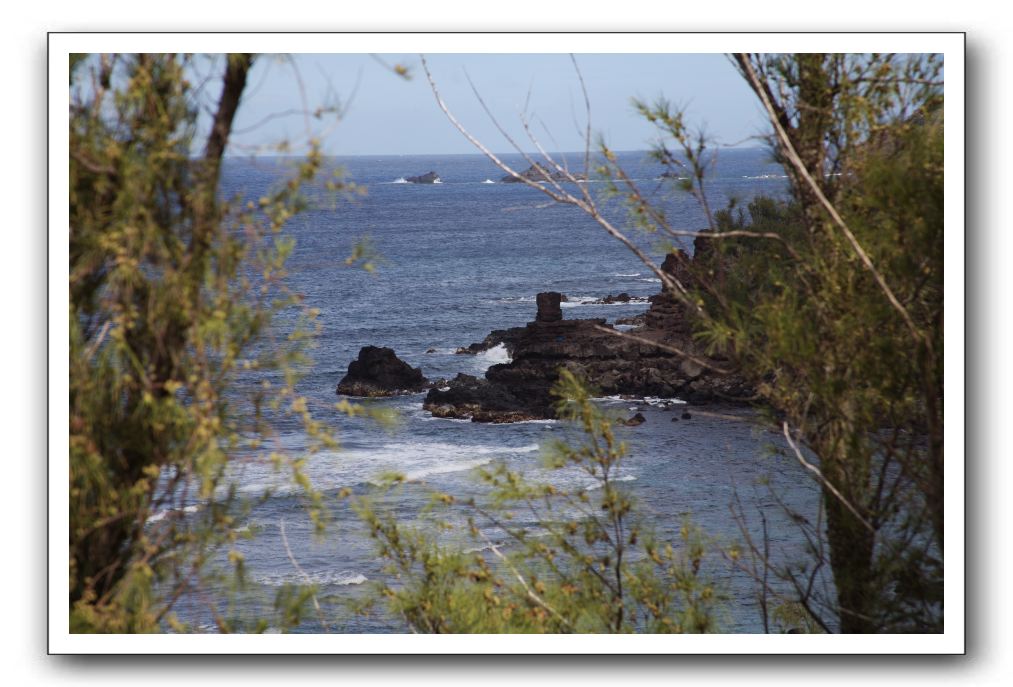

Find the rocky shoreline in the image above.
[{"left": 336, "top": 252, "right": 754, "bottom": 423}]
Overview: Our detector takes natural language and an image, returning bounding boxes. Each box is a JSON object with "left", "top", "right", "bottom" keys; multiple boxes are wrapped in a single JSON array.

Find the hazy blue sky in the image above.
[{"left": 221, "top": 54, "right": 768, "bottom": 156}]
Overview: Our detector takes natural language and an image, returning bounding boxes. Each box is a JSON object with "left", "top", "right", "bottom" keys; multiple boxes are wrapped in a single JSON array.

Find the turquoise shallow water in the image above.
[{"left": 167, "top": 150, "right": 826, "bottom": 633}]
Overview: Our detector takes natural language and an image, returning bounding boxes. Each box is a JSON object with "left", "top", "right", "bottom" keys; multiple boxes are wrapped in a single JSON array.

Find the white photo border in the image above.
[{"left": 49, "top": 31, "right": 965, "bottom": 655}]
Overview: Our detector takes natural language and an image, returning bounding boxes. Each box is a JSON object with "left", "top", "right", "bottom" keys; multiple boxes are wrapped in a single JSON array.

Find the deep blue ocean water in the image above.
[{"left": 169, "top": 149, "right": 827, "bottom": 633}]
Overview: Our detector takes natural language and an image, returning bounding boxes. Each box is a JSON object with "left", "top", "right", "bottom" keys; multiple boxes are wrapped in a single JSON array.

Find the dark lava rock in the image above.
[
  {"left": 625, "top": 412, "right": 646, "bottom": 426},
  {"left": 536, "top": 292, "right": 563, "bottom": 323},
  {"left": 455, "top": 327, "right": 529, "bottom": 355},
  {"left": 424, "top": 374, "right": 546, "bottom": 423},
  {"left": 433, "top": 255, "right": 756, "bottom": 423},
  {"left": 336, "top": 346, "right": 429, "bottom": 397},
  {"left": 425, "top": 348, "right": 438, "bottom": 354},
  {"left": 615, "top": 313, "right": 647, "bottom": 327},
  {"left": 405, "top": 171, "right": 441, "bottom": 184},
  {"left": 681, "top": 410, "right": 692, "bottom": 420},
  {"left": 588, "top": 293, "right": 650, "bottom": 306}
]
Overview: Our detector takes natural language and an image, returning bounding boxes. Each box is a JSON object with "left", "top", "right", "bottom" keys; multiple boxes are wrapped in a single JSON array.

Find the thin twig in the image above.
[
  {"left": 781, "top": 422, "right": 875, "bottom": 534},
  {"left": 477, "top": 530, "right": 573, "bottom": 630},
  {"left": 279, "top": 518, "right": 330, "bottom": 632},
  {"left": 591, "top": 324, "right": 730, "bottom": 374},
  {"left": 736, "top": 54, "right": 924, "bottom": 348},
  {"left": 420, "top": 55, "right": 680, "bottom": 296}
]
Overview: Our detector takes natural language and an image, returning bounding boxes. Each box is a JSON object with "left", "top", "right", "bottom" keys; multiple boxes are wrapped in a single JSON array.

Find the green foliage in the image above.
[
  {"left": 624, "top": 54, "right": 945, "bottom": 632},
  {"left": 353, "top": 370, "right": 720, "bottom": 633},
  {"left": 68, "top": 53, "right": 353, "bottom": 632}
]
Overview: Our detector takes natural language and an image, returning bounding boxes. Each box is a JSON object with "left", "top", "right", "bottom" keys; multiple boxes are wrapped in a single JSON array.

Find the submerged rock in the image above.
[
  {"left": 625, "top": 412, "right": 647, "bottom": 426},
  {"left": 336, "top": 346, "right": 429, "bottom": 397}
]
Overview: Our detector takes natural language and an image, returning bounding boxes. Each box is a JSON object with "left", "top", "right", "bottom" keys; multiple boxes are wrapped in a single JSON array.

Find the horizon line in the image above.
[{"left": 222, "top": 144, "right": 768, "bottom": 159}]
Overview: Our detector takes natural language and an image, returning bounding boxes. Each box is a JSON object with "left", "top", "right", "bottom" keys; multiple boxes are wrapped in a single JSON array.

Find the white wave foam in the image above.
[
  {"left": 643, "top": 396, "right": 687, "bottom": 406},
  {"left": 147, "top": 504, "right": 201, "bottom": 523},
  {"left": 561, "top": 296, "right": 650, "bottom": 308},
  {"left": 590, "top": 394, "right": 685, "bottom": 406},
  {"left": 585, "top": 474, "right": 637, "bottom": 491},
  {"left": 491, "top": 296, "right": 536, "bottom": 304},
  {"left": 404, "top": 458, "right": 492, "bottom": 482},
  {"left": 253, "top": 569, "right": 368, "bottom": 588},
  {"left": 638, "top": 277, "right": 662, "bottom": 283},
  {"left": 481, "top": 179, "right": 495, "bottom": 184},
  {"left": 228, "top": 441, "right": 541, "bottom": 496},
  {"left": 391, "top": 177, "right": 408, "bottom": 184},
  {"left": 474, "top": 343, "right": 511, "bottom": 370},
  {"left": 613, "top": 273, "right": 641, "bottom": 277},
  {"left": 432, "top": 179, "right": 443, "bottom": 184},
  {"left": 560, "top": 295, "right": 598, "bottom": 307}
]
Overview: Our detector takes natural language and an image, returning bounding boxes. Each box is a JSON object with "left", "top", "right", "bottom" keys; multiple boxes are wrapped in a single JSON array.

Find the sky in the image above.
[{"left": 219, "top": 54, "right": 769, "bottom": 156}]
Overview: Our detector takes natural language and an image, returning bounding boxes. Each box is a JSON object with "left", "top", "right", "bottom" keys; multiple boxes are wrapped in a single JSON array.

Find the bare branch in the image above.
[
  {"left": 591, "top": 324, "right": 731, "bottom": 374},
  {"left": 735, "top": 54, "right": 924, "bottom": 347},
  {"left": 782, "top": 422, "right": 875, "bottom": 534},
  {"left": 279, "top": 518, "right": 330, "bottom": 632},
  {"left": 478, "top": 530, "right": 574, "bottom": 630},
  {"left": 420, "top": 55, "right": 681, "bottom": 296}
]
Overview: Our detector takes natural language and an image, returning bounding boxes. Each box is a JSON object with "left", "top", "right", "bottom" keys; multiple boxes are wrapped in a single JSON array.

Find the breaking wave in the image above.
[{"left": 252, "top": 569, "right": 368, "bottom": 587}]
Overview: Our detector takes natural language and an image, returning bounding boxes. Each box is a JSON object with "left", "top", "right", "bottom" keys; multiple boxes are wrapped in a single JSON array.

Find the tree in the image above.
[
  {"left": 414, "top": 52, "right": 944, "bottom": 633},
  {"left": 712, "top": 53, "right": 944, "bottom": 632},
  {"left": 69, "top": 53, "right": 342, "bottom": 632}
]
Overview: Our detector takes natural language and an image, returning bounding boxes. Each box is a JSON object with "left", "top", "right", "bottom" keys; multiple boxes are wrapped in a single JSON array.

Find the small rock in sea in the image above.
[
  {"left": 336, "top": 346, "right": 429, "bottom": 397},
  {"left": 625, "top": 412, "right": 646, "bottom": 426},
  {"left": 405, "top": 171, "right": 441, "bottom": 184},
  {"left": 425, "top": 348, "right": 437, "bottom": 354},
  {"left": 681, "top": 410, "right": 692, "bottom": 420},
  {"left": 671, "top": 416, "right": 679, "bottom": 422}
]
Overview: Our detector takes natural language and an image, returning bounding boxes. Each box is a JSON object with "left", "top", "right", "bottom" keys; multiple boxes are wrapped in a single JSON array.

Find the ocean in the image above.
[{"left": 170, "top": 149, "right": 825, "bottom": 633}]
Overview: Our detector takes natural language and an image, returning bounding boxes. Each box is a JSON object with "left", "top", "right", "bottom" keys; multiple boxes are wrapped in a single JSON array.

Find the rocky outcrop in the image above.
[
  {"left": 625, "top": 412, "right": 646, "bottom": 426},
  {"left": 405, "top": 171, "right": 441, "bottom": 184},
  {"left": 425, "top": 374, "right": 545, "bottom": 423},
  {"left": 592, "top": 293, "right": 650, "bottom": 305},
  {"left": 535, "top": 291, "right": 563, "bottom": 322},
  {"left": 615, "top": 313, "right": 647, "bottom": 327},
  {"left": 501, "top": 163, "right": 587, "bottom": 184},
  {"left": 432, "top": 275, "right": 752, "bottom": 421},
  {"left": 337, "top": 346, "right": 429, "bottom": 397}
]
